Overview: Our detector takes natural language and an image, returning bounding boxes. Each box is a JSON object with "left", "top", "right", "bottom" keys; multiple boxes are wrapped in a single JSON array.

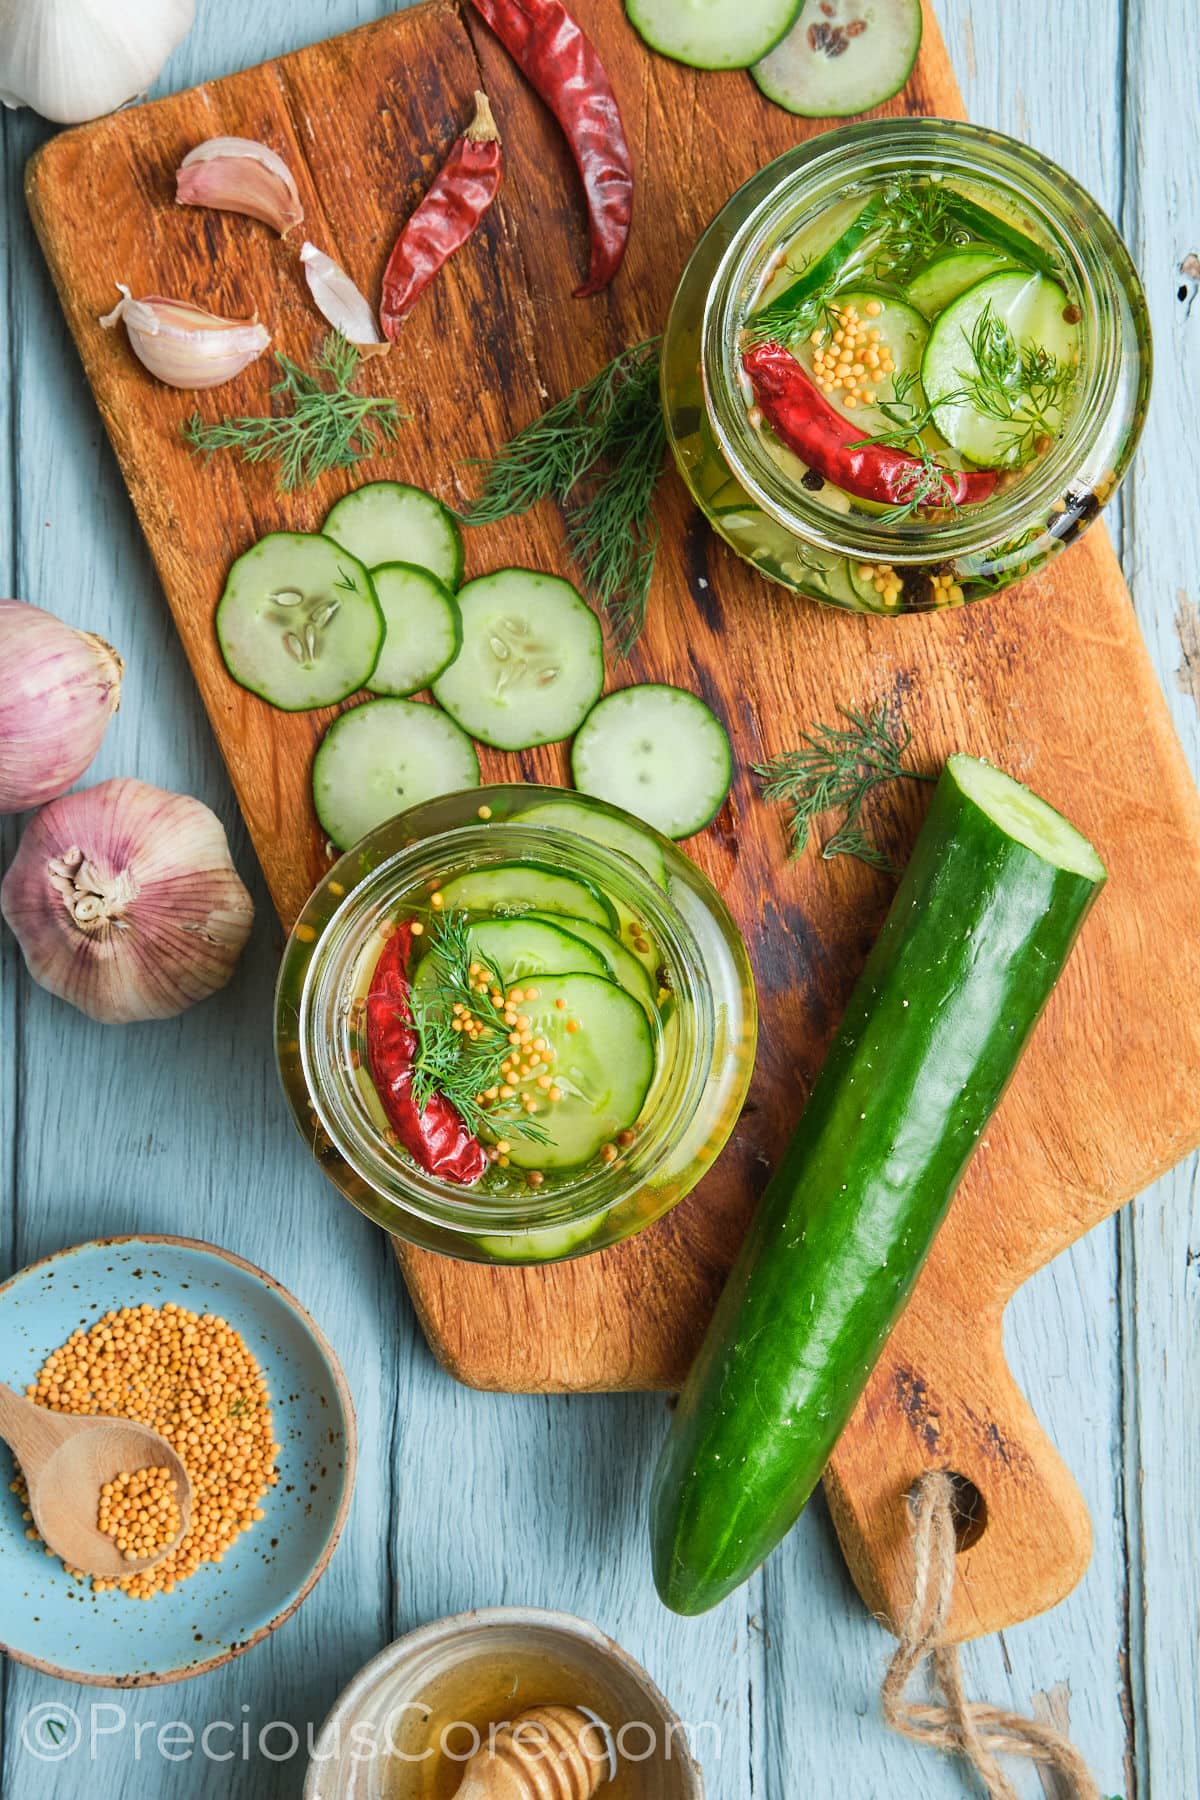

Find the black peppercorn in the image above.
[{"left": 801, "top": 467, "right": 825, "bottom": 492}]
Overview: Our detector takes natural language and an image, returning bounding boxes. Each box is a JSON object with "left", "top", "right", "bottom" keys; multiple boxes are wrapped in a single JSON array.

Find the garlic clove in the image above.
[
  {"left": 0, "top": 0, "right": 195, "bottom": 126},
  {"left": 0, "top": 599, "right": 124, "bottom": 813},
  {"left": 299, "top": 242, "right": 387, "bottom": 354},
  {"left": 0, "top": 778, "right": 255, "bottom": 1024},
  {"left": 99, "top": 283, "right": 270, "bottom": 390},
  {"left": 176, "top": 136, "right": 304, "bottom": 237}
]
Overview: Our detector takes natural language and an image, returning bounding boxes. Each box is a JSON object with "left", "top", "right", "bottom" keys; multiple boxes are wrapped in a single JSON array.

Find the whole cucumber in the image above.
[{"left": 650, "top": 754, "right": 1106, "bottom": 1615}]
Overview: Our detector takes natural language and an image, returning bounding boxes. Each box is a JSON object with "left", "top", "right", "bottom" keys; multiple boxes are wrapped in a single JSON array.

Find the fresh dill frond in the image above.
[
  {"left": 182, "top": 331, "right": 404, "bottom": 492},
  {"left": 952, "top": 302, "right": 1078, "bottom": 466},
  {"left": 410, "top": 911, "right": 551, "bottom": 1145},
  {"left": 753, "top": 703, "right": 935, "bottom": 871},
  {"left": 458, "top": 338, "right": 667, "bottom": 653},
  {"left": 869, "top": 179, "right": 960, "bottom": 286}
]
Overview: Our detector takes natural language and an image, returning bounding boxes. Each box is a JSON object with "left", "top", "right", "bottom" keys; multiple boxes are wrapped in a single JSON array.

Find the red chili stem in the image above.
[
  {"left": 467, "top": 0, "right": 633, "bottom": 296},
  {"left": 380, "top": 90, "right": 504, "bottom": 337},
  {"left": 364, "top": 922, "right": 488, "bottom": 1185},
  {"left": 742, "top": 341, "right": 999, "bottom": 510}
]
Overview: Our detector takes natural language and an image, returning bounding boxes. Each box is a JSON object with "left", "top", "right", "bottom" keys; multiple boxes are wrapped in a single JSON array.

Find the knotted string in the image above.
[{"left": 880, "top": 1471, "right": 1102, "bottom": 1799}]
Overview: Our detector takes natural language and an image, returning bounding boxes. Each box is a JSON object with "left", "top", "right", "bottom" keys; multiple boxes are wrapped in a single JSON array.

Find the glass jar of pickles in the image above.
[
  {"left": 276, "top": 785, "right": 756, "bottom": 1265},
  {"left": 662, "top": 118, "right": 1151, "bottom": 613}
]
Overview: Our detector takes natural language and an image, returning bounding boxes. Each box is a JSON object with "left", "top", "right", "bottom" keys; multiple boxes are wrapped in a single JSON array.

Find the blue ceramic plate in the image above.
[{"left": 0, "top": 1236, "right": 356, "bottom": 1686}]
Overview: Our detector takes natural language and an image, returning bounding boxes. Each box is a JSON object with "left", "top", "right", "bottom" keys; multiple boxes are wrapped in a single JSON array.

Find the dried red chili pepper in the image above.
[
  {"left": 743, "top": 340, "right": 999, "bottom": 510},
  {"left": 467, "top": 0, "right": 633, "bottom": 297},
  {"left": 380, "top": 91, "right": 504, "bottom": 337},
  {"left": 365, "top": 922, "right": 487, "bottom": 1185}
]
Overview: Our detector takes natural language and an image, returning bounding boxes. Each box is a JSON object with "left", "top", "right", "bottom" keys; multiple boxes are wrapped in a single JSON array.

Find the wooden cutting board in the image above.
[{"left": 26, "top": 1, "right": 1200, "bottom": 1642}]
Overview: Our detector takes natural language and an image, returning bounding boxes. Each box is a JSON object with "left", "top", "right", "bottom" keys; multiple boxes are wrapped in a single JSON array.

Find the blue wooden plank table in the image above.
[{"left": 1, "top": 2, "right": 1196, "bottom": 1794}]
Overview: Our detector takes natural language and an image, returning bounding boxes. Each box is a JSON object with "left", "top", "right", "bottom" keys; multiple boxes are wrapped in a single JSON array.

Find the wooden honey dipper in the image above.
[{"left": 452, "top": 1704, "right": 612, "bottom": 1799}]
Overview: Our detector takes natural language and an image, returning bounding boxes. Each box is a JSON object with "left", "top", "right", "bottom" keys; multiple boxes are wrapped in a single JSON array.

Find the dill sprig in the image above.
[
  {"left": 753, "top": 703, "right": 935, "bottom": 872},
  {"left": 952, "top": 302, "right": 1077, "bottom": 466},
  {"left": 182, "top": 331, "right": 404, "bottom": 492},
  {"left": 410, "top": 911, "right": 551, "bottom": 1145},
  {"left": 458, "top": 339, "right": 667, "bottom": 654}
]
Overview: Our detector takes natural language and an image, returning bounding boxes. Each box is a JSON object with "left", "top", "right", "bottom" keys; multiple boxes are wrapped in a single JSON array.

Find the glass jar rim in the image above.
[
  {"left": 701, "top": 117, "right": 1136, "bottom": 564},
  {"left": 295, "top": 818, "right": 717, "bottom": 1242}
]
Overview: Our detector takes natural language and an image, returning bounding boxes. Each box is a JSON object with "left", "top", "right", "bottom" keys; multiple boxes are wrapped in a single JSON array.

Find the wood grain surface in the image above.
[{"left": 21, "top": 0, "right": 1200, "bottom": 1653}]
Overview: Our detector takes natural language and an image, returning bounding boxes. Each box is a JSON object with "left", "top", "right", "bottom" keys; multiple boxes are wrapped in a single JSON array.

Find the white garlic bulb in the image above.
[
  {"left": 0, "top": 778, "right": 255, "bottom": 1023},
  {"left": 0, "top": 0, "right": 195, "bottom": 126}
]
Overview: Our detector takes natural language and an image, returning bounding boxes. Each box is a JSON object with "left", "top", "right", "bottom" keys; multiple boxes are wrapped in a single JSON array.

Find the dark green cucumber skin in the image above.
[
  {"left": 758, "top": 195, "right": 883, "bottom": 325},
  {"left": 650, "top": 760, "right": 1105, "bottom": 1616}
]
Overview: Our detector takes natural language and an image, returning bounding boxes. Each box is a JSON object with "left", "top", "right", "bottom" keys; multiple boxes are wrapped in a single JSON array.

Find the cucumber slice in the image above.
[
  {"left": 432, "top": 570, "right": 604, "bottom": 752},
  {"left": 906, "top": 249, "right": 1018, "bottom": 317},
  {"left": 940, "top": 193, "right": 1063, "bottom": 283},
  {"left": 216, "top": 533, "right": 382, "bottom": 712},
  {"left": 474, "top": 1218, "right": 605, "bottom": 1263},
  {"left": 753, "top": 0, "right": 922, "bottom": 116},
  {"left": 499, "top": 974, "right": 655, "bottom": 1170},
  {"left": 531, "top": 913, "right": 658, "bottom": 1016},
  {"left": 799, "top": 288, "right": 928, "bottom": 436},
  {"left": 511, "top": 800, "right": 668, "bottom": 889},
  {"left": 436, "top": 863, "right": 619, "bottom": 933},
  {"left": 323, "top": 482, "right": 463, "bottom": 590},
  {"left": 626, "top": 0, "right": 801, "bottom": 69},
  {"left": 921, "top": 271, "right": 1080, "bottom": 467},
  {"left": 312, "top": 698, "right": 480, "bottom": 850},
  {"left": 572, "top": 685, "right": 733, "bottom": 840},
  {"left": 368, "top": 563, "right": 461, "bottom": 697},
  {"left": 411, "top": 917, "right": 610, "bottom": 1003},
  {"left": 750, "top": 195, "right": 883, "bottom": 334}
]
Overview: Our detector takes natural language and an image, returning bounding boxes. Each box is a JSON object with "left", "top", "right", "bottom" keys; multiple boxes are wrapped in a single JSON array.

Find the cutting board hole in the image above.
[{"left": 908, "top": 1472, "right": 988, "bottom": 1551}]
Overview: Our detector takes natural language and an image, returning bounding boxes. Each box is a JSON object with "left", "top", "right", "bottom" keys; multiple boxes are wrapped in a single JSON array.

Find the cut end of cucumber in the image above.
[
  {"left": 752, "top": 0, "right": 922, "bottom": 117},
  {"left": 947, "top": 755, "right": 1106, "bottom": 881}
]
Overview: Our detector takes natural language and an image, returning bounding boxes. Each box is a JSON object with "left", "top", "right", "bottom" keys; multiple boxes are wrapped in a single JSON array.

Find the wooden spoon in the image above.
[
  {"left": 0, "top": 1382, "right": 192, "bottom": 1578},
  {"left": 452, "top": 1705, "right": 611, "bottom": 1799}
]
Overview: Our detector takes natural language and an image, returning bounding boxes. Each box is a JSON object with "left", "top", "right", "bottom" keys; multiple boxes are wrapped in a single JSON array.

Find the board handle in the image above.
[{"left": 822, "top": 1291, "right": 1093, "bottom": 1643}]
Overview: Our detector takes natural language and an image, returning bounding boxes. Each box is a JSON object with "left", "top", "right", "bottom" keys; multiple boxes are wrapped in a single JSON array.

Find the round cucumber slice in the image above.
[
  {"left": 473, "top": 1218, "right": 605, "bottom": 1264},
  {"left": 498, "top": 974, "right": 655, "bottom": 1171},
  {"left": 752, "top": 0, "right": 922, "bottom": 116},
  {"left": 906, "top": 249, "right": 1019, "bottom": 317},
  {"left": 921, "top": 271, "right": 1080, "bottom": 467},
  {"left": 531, "top": 913, "right": 658, "bottom": 1016},
  {"left": 797, "top": 288, "right": 928, "bottom": 438},
  {"left": 626, "top": 0, "right": 801, "bottom": 70},
  {"left": 432, "top": 570, "right": 603, "bottom": 751},
  {"left": 216, "top": 533, "right": 382, "bottom": 713},
  {"left": 323, "top": 482, "right": 463, "bottom": 589},
  {"left": 436, "top": 863, "right": 619, "bottom": 933},
  {"left": 511, "top": 799, "right": 668, "bottom": 889},
  {"left": 572, "top": 685, "right": 733, "bottom": 840},
  {"left": 411, "top": 917, "right": 610, "bottom": 1003},
  {"left": 368, "top": 563, "right": 461, "bottom": 697},
  {"left": 312, "top": 698, "right": 479, "bottom": 850}
]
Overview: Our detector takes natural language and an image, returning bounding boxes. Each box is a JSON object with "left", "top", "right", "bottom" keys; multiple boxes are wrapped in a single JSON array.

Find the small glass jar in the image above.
[
  {"left": 662, "top": 118, "right": 1151, "bottom": 613},
  {"left": 276, "top": 785, "right": 756, "bottom": 1265}
]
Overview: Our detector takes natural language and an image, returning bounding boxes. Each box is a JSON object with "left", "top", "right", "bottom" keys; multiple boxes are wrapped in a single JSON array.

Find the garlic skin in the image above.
[
  {"left": 99, "top": 285, "right": 270, "bottom": 390},
  {"left": 0, "top": 0, "right": 195, "bottom": 126},
  {"left": 299, "top": 242, "right": 387, "bottom": 353},
  {"left": 1, "top": 779, "right": 255, "bottom": 1024},
  {"left": 0, "top": 599, "right": 124, "bottom": 813},
  {"left": 177, "top": 137, "right": 304, "bottom": 237}
]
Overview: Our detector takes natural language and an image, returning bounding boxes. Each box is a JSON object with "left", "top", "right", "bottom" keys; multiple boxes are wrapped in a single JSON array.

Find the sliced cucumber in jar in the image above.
[
  {"left": 368, "top": 563, "right": 461, "bottom": 697},
  {"left": 531, "top": 913, "right": 658, "bottom": 1016},
  {"left": 432, "top": 570, "right": 604, "bottom": 751},
  {"left": 921, "top": 271, "right": 1080, "bottom": 467},
  {"left": 752, "top": 0, "right": 922, "bottom": 117},
  {"left": 799, "top": 288, "right": 928, "bottom": 436},
  {"left": 312, "top": 697, "right": 480, "bottom": 850},
  {"left": 625, "top": 0, "right": 802, "bottom": 70},
  {"left": 906, "top": 250, "right": 1019, "bottom": 317},
  {"left": 511, "top": 799, "right": 668, "bottom": 889},
  {"left": 436, "top": 863, "right": 619, "bottom": 932},
  {"left": 323, "top": 482, "right": 464, "bottom": 590},
  {"left": 473, "top": 1218, "right": 606, "bottom": 1264},
  {"left": 573, "top": 685, "right": 733, "bottom": 840},
  {"left": 411, "top": 916, "right": 611, "bottom": 1003},
  {"left": 216, "top": 533, "right": 382, "bottom": 712},
  {"left": 499, "top": 974, "right": 655, "bottom": 1171}
]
